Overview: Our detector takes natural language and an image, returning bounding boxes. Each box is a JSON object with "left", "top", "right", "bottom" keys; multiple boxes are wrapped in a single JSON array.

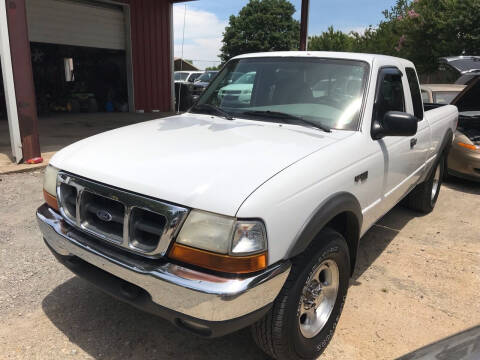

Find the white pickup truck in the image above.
[{"left": 37, "top": 52, "right": 457, "bottom": 359}]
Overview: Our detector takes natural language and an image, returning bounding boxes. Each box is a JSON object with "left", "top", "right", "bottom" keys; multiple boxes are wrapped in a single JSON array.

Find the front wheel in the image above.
[{"left": 251, "top": 229, "right": 350, "bottom": 360}]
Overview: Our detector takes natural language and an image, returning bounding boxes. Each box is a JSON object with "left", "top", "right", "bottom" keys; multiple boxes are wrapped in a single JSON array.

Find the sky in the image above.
[{"left": 173, "top": 0, "right": 396, "bottom": 70}]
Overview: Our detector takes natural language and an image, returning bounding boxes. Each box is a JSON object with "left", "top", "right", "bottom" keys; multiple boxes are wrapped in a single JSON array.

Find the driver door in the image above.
[{"left": 374, "top": 67, "right": 424, "bottom": 212}]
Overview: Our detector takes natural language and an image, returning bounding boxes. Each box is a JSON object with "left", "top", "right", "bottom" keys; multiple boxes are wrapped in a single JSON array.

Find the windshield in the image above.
[
  {"left": 192, "top": 57, "right": 369, "bottom": 130},
  {"left": 174, "top": 72, "right": 189, "bottom": 81},
  {"left": 234, "top": 72, "right": 256, "bottom": 84},
  {"left": 197, "top": 71, "right": 218, "bottom": 83}
]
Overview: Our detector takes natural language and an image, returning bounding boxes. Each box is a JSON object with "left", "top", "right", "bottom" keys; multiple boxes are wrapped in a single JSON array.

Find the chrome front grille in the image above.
[{"left": 56, "top": 172, "right": 189, "bottom": 258}]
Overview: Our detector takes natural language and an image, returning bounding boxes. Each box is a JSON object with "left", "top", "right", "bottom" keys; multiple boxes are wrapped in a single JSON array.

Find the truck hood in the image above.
[
  {"left": 452, "top": 76, "right": 480, "bottom": 131},
  {"left": 451, "top": 76, "right": 480, "bottom": 112},
  {"left": 50, "top": 113, "right": 347, "bottom": 216}
]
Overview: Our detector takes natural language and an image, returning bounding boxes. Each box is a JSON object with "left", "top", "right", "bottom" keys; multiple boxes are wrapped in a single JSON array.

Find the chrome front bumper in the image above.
[{"left": 37, "top": 204, "right": 290, "bottom": 323}]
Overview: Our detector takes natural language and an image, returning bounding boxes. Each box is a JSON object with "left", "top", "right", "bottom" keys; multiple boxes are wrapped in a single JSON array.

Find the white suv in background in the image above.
[{"left": 174, "top": 71, "right": 203, "bottom": 83}]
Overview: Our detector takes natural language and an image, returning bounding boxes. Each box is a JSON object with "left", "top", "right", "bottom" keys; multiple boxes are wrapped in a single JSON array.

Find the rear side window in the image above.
[
  {"left": 374, "top": 67, "right": 405, "bottom": 123},
  {"left": 406, "top": 67, "right": 424, "bottom": 120}
]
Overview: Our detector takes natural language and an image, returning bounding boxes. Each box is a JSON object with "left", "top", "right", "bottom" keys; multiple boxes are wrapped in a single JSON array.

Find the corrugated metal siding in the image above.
[
  {"left": 26, "top": 0, "right": 126, "bottom": 50},
  {"left": 128, "top": 0, "right": 172, "bottom": 112}
]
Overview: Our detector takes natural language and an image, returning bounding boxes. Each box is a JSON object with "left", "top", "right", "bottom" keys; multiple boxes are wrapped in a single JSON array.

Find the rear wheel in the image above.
[
  {"left": 251, "top": 229, "right": 350, "bottom": 360},
  {"left": 404, "top": 154, "right": 444, "bottom": 213}
]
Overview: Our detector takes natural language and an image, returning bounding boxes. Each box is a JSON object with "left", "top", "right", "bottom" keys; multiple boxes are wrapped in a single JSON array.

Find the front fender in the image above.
[{"left": 286, "top": 192, "right": 363, "bottom": 273}]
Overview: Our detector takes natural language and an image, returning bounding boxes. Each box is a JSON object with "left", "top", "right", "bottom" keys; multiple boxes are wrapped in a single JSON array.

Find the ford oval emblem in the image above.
[{"left": 96, "top": 209, "right": 113, "bottom": 222}]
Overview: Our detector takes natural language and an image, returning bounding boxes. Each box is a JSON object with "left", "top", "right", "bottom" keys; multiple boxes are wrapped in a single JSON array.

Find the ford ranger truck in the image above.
[{"left": 37, "top": 52, "right": 457, "bottom": 360}]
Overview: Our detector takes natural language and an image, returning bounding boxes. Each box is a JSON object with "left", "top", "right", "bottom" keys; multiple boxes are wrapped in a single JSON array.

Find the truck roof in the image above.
[{"left": 233, "top": 51, "right": 415, "bottom": 68}]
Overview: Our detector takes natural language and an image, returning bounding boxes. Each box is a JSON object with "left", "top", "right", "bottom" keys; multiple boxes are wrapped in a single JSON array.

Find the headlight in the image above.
[
  {"left": 175, "top": 210, "right": 235, "bottom": 254},
  {"left": 170, "top": 210, "right": 268, "bottom": 273},
  {"left": 43, "top": 165, "right": 59, "bottom": 210}
]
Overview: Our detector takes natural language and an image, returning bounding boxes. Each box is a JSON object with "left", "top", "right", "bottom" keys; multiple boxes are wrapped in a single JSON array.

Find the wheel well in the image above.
[
  {"left": 441, "top": 128, "right": 453, "bottom": 154},
  {"left": 324, "top": 212, "right": 360, "bottom": 276},
  {"left": 287, "top": 192, "right": 363, "bottom": 275}
]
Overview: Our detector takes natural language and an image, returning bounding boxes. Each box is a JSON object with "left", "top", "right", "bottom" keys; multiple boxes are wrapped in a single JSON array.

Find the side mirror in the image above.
[{"left": 372, "top": 111, "right": 418, "bottom": 140}]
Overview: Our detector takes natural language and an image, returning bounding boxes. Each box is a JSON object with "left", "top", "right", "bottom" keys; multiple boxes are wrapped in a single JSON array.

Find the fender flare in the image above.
[
  {"left": 286, "top": 192, "right": 363, "bottom": 274},
  {"left": 419, "top": 128, "right": 453, "bottom": 183}
]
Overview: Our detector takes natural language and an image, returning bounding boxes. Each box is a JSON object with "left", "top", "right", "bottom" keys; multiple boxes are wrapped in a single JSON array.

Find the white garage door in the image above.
[{"left": 26, "top": 0, "right": 126, "bottom": 50}]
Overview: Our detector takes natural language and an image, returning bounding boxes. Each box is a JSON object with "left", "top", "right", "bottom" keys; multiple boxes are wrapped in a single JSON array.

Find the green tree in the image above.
[
  {"left": 352, "top": 0, "right": 480, "bottom": 75},
  {"left": 220, "top": 0, "right": 300, "bottom": 63},
  {"left": 308, "top": 26, "right": 354, "bottom": 52},
  {"left": 393, "top": 0, "right": 480, "bottom": 74},
  {"left": 205, "top": 64, "right": 222, "bottom": 71}
]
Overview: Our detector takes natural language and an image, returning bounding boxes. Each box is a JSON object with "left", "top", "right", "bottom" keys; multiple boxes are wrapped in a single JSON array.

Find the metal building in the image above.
[{"left": 0, "top": 0, "right": 187, "bottom": 164}]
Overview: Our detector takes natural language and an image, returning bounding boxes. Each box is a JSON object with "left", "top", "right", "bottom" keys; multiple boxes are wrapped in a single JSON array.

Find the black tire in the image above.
[
  {"left": 443, "top": 155, "right": 450, "bottom": 182},
  {"left": 404, "top": 154, "right": 444, "bottom": 213},
  {"left": 251, "top": 228, "right": 350, "bottom": 360}
]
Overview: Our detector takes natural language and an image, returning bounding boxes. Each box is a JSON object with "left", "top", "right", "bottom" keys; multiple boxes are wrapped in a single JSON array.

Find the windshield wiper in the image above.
[
  {"left": 241, "top": 110, "right": 331, "bottom": 133},
  {"left": 191, "top": 104, "right": 234, "bottom": 120}
]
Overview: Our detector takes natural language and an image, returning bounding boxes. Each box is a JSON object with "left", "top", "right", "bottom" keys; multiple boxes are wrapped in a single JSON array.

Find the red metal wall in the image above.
[
  {"left": 6, "top": 0, "right": 41, "bottom": 160},
  {"left": 127, "top": 0, "right": 173, "bottom": 112}
]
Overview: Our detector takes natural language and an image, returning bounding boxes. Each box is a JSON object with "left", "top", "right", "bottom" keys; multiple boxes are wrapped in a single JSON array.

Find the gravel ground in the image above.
[{"left": 0, "top": 170, "right": 479, "bottom": 359}]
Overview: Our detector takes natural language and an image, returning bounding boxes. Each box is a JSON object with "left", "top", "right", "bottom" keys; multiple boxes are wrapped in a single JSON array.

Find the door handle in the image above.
[{"left": 410, "top": 138, "right": 418, "bottom": 149}]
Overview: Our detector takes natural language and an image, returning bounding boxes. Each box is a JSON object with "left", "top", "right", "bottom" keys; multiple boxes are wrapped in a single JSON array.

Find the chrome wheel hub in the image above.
[
  {"left": 431, "top": 164, "right": 441, "bottom": 202},
  {"left": 298, "top": 259, "right": 339, "bottom": 339}
]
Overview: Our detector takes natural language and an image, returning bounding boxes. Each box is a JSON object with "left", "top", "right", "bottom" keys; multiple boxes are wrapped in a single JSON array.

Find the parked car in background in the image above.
[
  {"left": 440, "top": 56, "right": 480, "bottom": 85},
  {"left": 218, "top": 71, "right": 256, "bottom": 103},
  {"left": 191, "top": 71, "right": 219, "bottom": 101},
  {"left": 174, "top": 71, "right": 203, "bottom": 84},
  {"left": 421, "top": 84, "right": 465, "bottom": 104},
  {"left": 174, "top": 71, "right": 212, "bottom": 111},
  {"left": 422, "top": 57, "right": 480, "bottom": 182},
  {"left": 38, "top": 52, "right": 457, "bottom": 360},
  {"left": 443, "top": 77, "right": 480, "bottom": 181}
]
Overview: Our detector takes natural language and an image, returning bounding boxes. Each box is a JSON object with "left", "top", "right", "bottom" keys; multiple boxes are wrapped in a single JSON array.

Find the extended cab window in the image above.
[
  {"left": 374, "top": 68, "right": 405, "bottom": 123},
  {"left": 406, "top": 67, "right": 424, "bottom": 120}
]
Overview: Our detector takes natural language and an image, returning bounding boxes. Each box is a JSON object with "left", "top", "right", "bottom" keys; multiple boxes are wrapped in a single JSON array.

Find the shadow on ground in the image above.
[
  {"left": 443, "top": 176, "right": 480, "bottom": 195},
  {"left": 42, "top": 277, "right": 267, "bottom": 360},
  {"left": 352, "top": 204, "right": 421, "bottom": 282}
]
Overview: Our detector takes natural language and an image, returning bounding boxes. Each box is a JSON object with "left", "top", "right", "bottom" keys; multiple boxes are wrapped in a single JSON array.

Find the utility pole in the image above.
[{"left": 300, "top": 0, "right": 310, "bottom": 51}]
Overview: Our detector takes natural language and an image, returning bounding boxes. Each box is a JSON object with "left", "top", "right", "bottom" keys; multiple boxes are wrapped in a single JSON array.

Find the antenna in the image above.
[{"left": 177, "top": 4, "right": 187, "bottom": 113}]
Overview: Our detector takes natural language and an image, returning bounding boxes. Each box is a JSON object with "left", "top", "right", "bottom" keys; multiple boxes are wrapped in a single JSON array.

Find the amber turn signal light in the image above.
[
  {"left": 457, "top": 142, "right": 478, "bottom": 151},
  {"left": 43, "top": 189, "right": 59, "bottom": 212},
  {"left": 169, "top": 243, "right": 267, "bottom": 274}
]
